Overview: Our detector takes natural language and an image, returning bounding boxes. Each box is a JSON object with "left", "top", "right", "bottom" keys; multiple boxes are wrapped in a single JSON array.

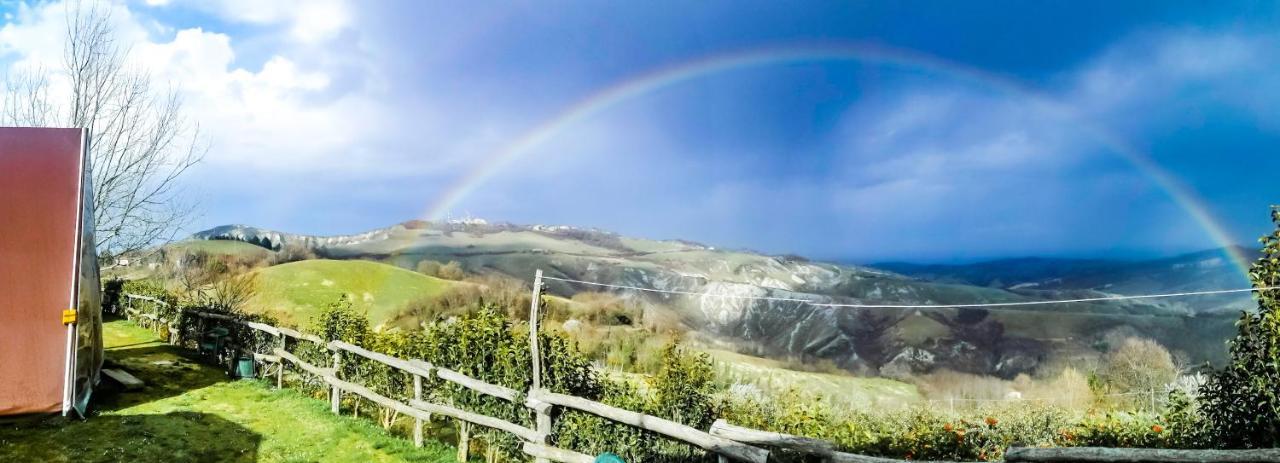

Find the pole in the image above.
[
  {"left": 413, "top": 374, "right": 424, "bottom": 448},
  {"left": 529, "top": 269, "right": 544, "bottom": 391},
  {"left": 331, "top": 350, "right": 341, "bottom": 414},
  {"left": 276, "top": 335, "right": 284, "bottom": 389}
]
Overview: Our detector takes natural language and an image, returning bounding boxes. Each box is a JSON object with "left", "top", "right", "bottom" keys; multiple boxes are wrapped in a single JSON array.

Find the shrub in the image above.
[
  {"left": 1198, "top": 206, "right": 1280, "bottom": 448},
  {"left": 415, "top": 260, "right": 441, "bottom": 277},
  {"left": 268, "top": 243, "right": 317, "bottom": 265},
  {"left": 1100, "top": 337, "right": 1177, "bottom": 397},
  {"left": 437, "top": 261, "right": 465, "bottom": 280}
]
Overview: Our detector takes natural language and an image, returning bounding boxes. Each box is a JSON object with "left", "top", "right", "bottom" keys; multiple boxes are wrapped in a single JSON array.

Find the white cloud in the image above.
[
  {"left": 0, "top": 0, "right": 401, "bottom": 175},
  {"left": 177, "top": 0, "right": 351, "bottom": 44},
  {"left": 1068, "top": 30, "right": 1276, "bottom": 120}
]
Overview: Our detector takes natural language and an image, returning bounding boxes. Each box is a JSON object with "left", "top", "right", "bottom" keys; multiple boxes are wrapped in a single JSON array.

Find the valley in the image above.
[{"left": 130, "top": 219, "right": 1252, "bottom": 387}]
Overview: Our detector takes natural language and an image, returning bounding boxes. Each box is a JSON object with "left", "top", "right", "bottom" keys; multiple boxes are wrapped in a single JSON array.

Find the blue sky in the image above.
[{"left": 2, "top": 1, "right": 1278, "bottom": 262}]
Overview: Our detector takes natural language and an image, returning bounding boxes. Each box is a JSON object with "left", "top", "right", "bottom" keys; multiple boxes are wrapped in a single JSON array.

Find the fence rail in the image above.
[
  {"left": 115, "top": 293, "right": 1280, "bottom": 463},
  {"left": 1003, "top": 447, "right": 1280, "bottom": 462}
]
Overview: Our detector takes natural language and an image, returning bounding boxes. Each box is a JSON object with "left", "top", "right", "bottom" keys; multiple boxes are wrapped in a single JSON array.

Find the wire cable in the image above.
[{"left": 540, "top": 275, "right": 1278, "bottom": 312}]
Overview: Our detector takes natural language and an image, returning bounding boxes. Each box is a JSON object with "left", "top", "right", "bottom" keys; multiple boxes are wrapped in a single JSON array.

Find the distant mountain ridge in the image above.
[
  {"left": 874, "top": 246, "right": 1257, "bottom": 297},
  {"left": 188, "top": 220, "right": 1254, "bottom": 378}
]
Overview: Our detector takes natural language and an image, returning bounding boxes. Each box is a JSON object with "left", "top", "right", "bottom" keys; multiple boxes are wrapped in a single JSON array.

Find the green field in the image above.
[
  {"left": 705, "top": 348, "right": 921, "bottom": 409},
  {"left": 166, "top": 239, "right": 273, "bottom": 258},
  {"left": 0, "top": 318, "right": 455, "bottom": 463},
  {"left": 246, "top": 259, "right": 454, "bottom": 328}
]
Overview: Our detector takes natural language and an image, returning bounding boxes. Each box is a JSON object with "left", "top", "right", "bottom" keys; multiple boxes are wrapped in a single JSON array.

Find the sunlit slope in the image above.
[
  {"left": 705, "top": 348, "right": 921, "bottom": 409},
  {"left": 166, "top": 239, "right": 272, "bottom": 258},
  {"left": 246, "top": 259, "right": 453, "bottom": 327}
]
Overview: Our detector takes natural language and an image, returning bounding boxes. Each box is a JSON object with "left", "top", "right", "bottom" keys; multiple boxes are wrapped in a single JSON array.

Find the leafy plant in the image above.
[{"left": 1198, "top": 206, "right": 1280, "bottom": 448}]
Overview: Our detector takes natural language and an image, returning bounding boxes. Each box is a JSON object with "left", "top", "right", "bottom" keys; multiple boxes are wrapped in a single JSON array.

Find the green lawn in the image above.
[
  {"left": 0, "top": 318, "right": 456, "bottom": 463},
  {"left": 246, "top": 259, "right": 455, "bottom": 328}
]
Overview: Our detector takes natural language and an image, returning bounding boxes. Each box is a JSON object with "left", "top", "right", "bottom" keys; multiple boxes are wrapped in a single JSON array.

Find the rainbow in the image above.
[{"left": 424, "top": 43, "right": 1252, "bottom": 280}]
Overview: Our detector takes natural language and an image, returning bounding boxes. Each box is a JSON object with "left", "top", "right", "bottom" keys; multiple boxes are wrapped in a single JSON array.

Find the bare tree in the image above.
[{"left": 2, "top": 2, "right": 204, "bottom": 258}]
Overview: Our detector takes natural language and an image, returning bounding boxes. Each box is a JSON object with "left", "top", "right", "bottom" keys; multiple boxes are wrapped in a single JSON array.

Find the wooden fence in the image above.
[{"left": 115, "top": 293, "right": 1280, "bottom": 463}]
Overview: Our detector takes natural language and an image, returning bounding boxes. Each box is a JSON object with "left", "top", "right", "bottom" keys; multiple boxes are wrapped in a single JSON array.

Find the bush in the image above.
[
  {"left": 557, "top": 343, "right": 719, "bottom": 462},
  {"left": 1198, "top": 206, "right": 1280, "bottom": 448},
  {"left": 415, "top": 260, "right": 441, "bottom": 277},
  {"left": 1100, "top": 337, "right": 1177, "bottom": 397},
  {"left": 268, "top": 243, "right": 317, "bottom": 266},
  {"left": 391, "top": 275, "right": 534, "bottom": 328},
  {"left": 437, "top": 261, "right": 465, "bottom": 280},
  {"left": 415, "top": 259, "right": 466, "bottom": 280}
]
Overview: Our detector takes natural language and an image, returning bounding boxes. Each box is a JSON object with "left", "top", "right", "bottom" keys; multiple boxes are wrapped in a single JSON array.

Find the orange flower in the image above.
[
  {"left": 1152, "top": 424, "right": 1164, "bottom": 433},
  {"left": 985, "top": 416, "right": 999, "bottom": 426},
  {"left": 943, "top": 423, "right": 954, "bottom": 432}
]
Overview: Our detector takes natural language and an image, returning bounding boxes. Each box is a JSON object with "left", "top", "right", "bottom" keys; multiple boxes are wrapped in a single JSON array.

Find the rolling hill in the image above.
[
  {"left": 244, "top": 259, "right": 455, "bottom": 327},
  {"left": 187, "top": 220, "right": 1253, "bottom": 378}
]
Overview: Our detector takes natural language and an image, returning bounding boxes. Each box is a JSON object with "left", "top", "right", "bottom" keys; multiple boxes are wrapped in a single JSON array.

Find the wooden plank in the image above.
[
  {"left": 328, "top": 340, "right": 434, "bottom": 378},
  {"left": 1004, "top": 447, "right": 1280, "bottom": 463},
  {"left": 101, "top": 368, "right": 144, "bottom": 390},
  {"left": 529, "top": 389, "right": 768, "bottom": 463},
  {"left": 709, "top": 419, "right": 833, "bottom": 456},
  {"left": 243, "top": 321, "right": 280, "bottom": 337},
  {"left": 252, "top": 353, "right": 281, "bottom": 363},
  {"left": 276, "top": 325, "right": 325, "bottom": 344},
  {"left": 124, "top": 294, "right": 169, "bottom": 306},
  {"left": 326, "top": 376, "right": 432, "bottom": 422},
  {"left": 273, "top": 348, "right": 335, "bottom": 379},
  {"left": 529, "top": 269, "right": 544, "bottom": 390},
  {"left": 827, "top": 452, "right": 917, "bottom": 463},
  {"left": 408, "top": 399, "right": 543, "bottom": 443},
  {"left": 192, "top": 310, "right": 236, "bottom": 321},
  {"left": 436, "top": 366, "right": 519, "bottom": 403},
  {"left": 522, "top": 442, "right": 594, "bottom": 463}
]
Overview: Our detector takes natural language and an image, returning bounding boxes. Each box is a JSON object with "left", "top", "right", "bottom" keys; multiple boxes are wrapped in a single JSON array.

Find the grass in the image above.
[
  {"left": 0, "top": 318, "right": 457, "bottom": 463},
  {"left": 245, "top": 259, "right": 454, "bottom": 328},
  {"left": 166, "top": 239, "right": 273, "bottom": 258},
  {"left": 705, "top": 348, "right": 922, "bottom": 409}
]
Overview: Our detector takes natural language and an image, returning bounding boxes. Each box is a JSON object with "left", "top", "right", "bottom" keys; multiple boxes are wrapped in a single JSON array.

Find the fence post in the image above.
[
  {"left": 171, "top": 308, "right": 183, "bottom": 347},
  {"left": 413, "top": 374, "right": 424, "bottom": 448},
  {"left": 528, "top": 397, "right": 554, "bottom": 463},
  {"left": 529, "top": 269, "right": 544, "bottom": 390},
  {"left": 457, "top": 421, "right": 471, "bottom": 462},
  {"left": 331, "top": 349, "right": 341, "bottom": 414},
  {"left": 276, "top": 335, "right": 285, "bottom": 389}
]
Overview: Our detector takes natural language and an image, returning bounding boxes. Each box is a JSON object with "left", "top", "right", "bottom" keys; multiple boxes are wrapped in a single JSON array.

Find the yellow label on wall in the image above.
[{"left": 62, "top": 309, "right": 77, "bottom": 324}]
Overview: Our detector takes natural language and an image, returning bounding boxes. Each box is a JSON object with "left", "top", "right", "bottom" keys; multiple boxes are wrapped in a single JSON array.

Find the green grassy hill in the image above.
[
  {"left": 167, "top": 239, "right": 273, "bottom": 258},
  {"left": 246, "top": 259, "right": 455, "bottom": 328}
]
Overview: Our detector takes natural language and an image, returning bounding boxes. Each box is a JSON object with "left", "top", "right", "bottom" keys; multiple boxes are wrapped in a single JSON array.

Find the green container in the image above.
[
  {"left": 595, "top": 453, "right": 625, "bottom": 463},
  {"left": 234, "top": 356, "right": 256, "bottom": 379}
]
